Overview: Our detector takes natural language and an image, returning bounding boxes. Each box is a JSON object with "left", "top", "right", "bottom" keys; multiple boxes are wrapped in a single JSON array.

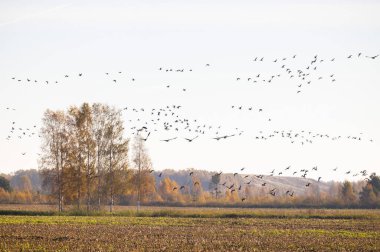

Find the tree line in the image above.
[{"left": 1, "top": 170, "right": 379, "bottom": 209}]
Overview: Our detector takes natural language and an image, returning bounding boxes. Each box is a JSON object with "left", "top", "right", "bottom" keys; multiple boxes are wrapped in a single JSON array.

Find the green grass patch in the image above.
[
  {"left": 253, "top": 228, "right": 380, "bottom": 239},
  {"left": 0, "top": 208, "right": 379, "bottom": 220}
]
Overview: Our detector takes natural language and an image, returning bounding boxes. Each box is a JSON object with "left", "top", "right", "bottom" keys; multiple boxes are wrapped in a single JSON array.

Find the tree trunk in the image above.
[
  {"left": 77, "top": 154, "right": 82, "bottom": 210},
  {"left": 56, "top": 149, "right": 61, "bottom": 212},
  {"left": 97, "top": 149, "right": 102, "bottom": 211},
  {"left": 137, "top": 150, "right": 141, "bottom": 212},
  {"left": 109, "top": 147, "right": 113, "bottom": 213},
  {"left": 86, "top": 146, "right": 91, "bottom": 212}
]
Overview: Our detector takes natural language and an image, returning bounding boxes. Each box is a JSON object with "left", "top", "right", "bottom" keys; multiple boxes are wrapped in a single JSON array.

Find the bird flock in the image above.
[
  {"left": 148, "top": 164, "right": 370, "bottom": 201},
  {"left": 3, "top": 52, "right": 378, "bottom": 191},
  {"left": 3, "top": 107, "right": 39, "bottom": 146},
  {"left": 236, "top": 53, "right": 379, "bottom": 94}
]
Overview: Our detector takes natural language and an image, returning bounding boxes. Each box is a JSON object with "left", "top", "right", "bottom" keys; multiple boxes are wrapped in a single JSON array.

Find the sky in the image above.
[{"left": 0, "top": 0, "right": 379, "bottom": 181}]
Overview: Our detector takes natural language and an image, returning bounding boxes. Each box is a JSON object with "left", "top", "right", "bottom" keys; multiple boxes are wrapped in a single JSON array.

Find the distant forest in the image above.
[
  {"left": 0, "top": 103, "right": 379, "bottom": 210},
  {"left": 1, "top": 168, "right": 379, "bottom": 210}
]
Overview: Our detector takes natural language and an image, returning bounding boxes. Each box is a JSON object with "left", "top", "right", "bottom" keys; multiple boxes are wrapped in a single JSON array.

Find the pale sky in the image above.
[{"left": 1, "top": 0, "right": 379, "bottom": 181}]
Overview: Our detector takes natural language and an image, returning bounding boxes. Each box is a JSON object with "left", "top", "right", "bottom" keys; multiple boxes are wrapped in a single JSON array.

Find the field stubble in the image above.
[{"left": 0, "top": 206, "right": 379, "bottom": 251}]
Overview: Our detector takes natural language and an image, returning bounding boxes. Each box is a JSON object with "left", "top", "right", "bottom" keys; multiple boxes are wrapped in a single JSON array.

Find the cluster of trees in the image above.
[
  {"left": 37, "top": 103, "right": 202, "bottom": 211},
  {"left": 340, "top": 174, "right": 380, "bottom": 208},
  {"left": 0, "top": 170, "right": 44, "bottom": 204},
  {"left": 39, "top": 103, "right": 132, "bottom": 212}
]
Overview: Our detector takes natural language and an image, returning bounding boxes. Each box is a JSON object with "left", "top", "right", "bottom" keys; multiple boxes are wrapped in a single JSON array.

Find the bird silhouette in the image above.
[
  {"left": 366, "top": 54, "right": 379, "bottom": 59},
  {"left": 184, "top": 136, "right": 199, "bottom": 142},
  {"left": 142, "top": 132, "right": 150, "bottom": 141},
  {"left": 160, "top": 137, "right": 177, "bottom": 142}
]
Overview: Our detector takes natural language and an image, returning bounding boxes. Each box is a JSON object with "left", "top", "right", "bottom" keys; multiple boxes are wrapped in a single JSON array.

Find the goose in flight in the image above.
[{"left": 160, "top": 137, "right": 177, "bottom": 142}]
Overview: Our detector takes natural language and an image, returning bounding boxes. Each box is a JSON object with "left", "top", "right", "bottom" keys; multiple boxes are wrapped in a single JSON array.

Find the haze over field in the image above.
[{"left": 1, "top": 0, "right": 380, "bottom": 181}]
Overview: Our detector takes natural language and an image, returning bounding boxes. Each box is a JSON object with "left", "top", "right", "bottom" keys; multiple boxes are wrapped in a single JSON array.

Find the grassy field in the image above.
[{"left": 0, "top": 205, "right": 379, "bottom": 251}]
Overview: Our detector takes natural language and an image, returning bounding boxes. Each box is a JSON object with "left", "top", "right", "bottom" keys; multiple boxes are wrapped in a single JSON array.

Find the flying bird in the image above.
[
  {"left": 184, "top": 136, "right": 199, "bottom": 142},
  {"left": 142, "top": 132, "right": 151, "bottom": 141},
  {"left": 160, "top": 137, "right": 177, "bottom": 142}
]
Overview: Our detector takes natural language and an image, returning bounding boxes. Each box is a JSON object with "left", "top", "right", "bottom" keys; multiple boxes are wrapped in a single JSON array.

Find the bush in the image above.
[{"left": 0, "top": 176, "right": 11, "bottom": 192}]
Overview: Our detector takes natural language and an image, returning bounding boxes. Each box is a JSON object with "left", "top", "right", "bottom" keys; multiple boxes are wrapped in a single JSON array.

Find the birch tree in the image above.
[
  {"left": 39, "top": 110, "right": 69, "bottom": 212},
  {"left": 104, "top": 108, "right": 129, "bottom": 212}
]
